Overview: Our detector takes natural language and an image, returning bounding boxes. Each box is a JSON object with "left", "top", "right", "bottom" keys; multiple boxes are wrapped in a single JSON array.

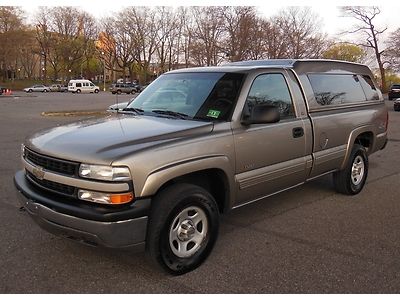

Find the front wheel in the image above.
[
  {"left": 94, "top": 89, "right": 99, "bottom": 93},
  {"left": 76, "top": 89, "right": 81, "bottom": 94},
  {"left": 333, "top": 144, "right": 368, "bottom": 195},
  {"left": 147, "top": 183, "right": 219, "bottom": 275}
]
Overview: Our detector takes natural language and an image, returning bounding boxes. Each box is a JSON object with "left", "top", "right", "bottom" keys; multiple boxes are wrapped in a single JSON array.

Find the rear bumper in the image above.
[{"left": 14, "top": 171, "right": 149, "bottom": 249}]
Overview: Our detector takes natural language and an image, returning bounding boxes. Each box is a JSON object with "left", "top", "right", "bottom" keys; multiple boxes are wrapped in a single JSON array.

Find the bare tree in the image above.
[
  {"left": 341, "top": 6, "right": 387, "bottom": 91},
  {"left": 273, "top": 7, "right": 327, "bottom": 59},
  {"left": 221, "top": 6, "right": 258, "bottom": 62},
  {"left": 19, "top": 29, "right": 40, "bottom": 79},
  {"left": 35, "top": 7, "right": 98, "bottom": 81},
  {"left": 189, "top": 7, "right": 225, "bottom": 66},
  {"left": 384, "top": 28, "right": 400, "bottom": 72}
]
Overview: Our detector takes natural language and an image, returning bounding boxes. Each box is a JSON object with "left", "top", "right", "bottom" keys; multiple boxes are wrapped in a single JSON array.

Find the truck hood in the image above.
[{"left": 26, "top": 114, "right": 214, "bottom": 165}]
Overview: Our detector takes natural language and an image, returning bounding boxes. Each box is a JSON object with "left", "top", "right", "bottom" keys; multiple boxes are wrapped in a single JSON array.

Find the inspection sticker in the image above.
[{"left": 207, "top": 109, "right": 221, "bottom": 118}]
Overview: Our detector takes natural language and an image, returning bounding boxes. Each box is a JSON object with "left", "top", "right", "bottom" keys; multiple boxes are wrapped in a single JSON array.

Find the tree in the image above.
[
  {"left": 342, "top": 6, "right": 387, "bottom": 91},
  {"left": 189, "top": 7, "right": 225, "bottom": 66},
  {"left": 323, "top": 43, "right": 366, "bottom": 62},
  {"left": 221, "top": 6, "right": 258, "bottom": 62},
  {"left": 0, "top": 6, "right": 25, "bottom": 81},
  {"left": 384, "top": 28, "right": 400, "bottom": 72},
  {"left": 35, "top": 7, "right": 98, "bottom": 82},
  {"left": 272, "top": 7, "right": 327, "bottom": 58}
]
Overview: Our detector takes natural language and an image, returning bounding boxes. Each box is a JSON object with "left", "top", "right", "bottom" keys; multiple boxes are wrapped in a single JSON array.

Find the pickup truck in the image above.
[{"left": 14, "top": 59, "right": 388, "bottom": 275}]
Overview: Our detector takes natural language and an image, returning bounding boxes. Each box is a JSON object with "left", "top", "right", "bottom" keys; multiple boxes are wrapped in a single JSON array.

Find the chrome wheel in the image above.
[
  {"left": 169, "top": 206, "right": 208, "bottom": 258},
  {"left": 351, "top": 155, "right": 365, "bottom": 186}
]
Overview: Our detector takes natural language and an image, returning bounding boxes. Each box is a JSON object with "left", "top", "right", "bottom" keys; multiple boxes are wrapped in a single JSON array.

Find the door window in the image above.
[{"left": 246, "top": 73, "right": 295, "bottom": 119}]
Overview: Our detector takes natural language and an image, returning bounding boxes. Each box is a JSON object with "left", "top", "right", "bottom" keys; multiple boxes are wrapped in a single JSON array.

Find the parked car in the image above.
[
  {"left": 68, "top": 79, "right": 99, "bottom": 94},
  {"left": 0, "top": 86, "right": 4, "bottom": 95},
  {"left": 23, "top": 85, "right": 49, "bottom": 93},
  {"left": 394, "top": 98, "right": 400, "bottom": 111},
  {"left": 388, "top": 84, "right": 400, "bottom": 100},
  {"left": 49, "top": 84, "right": 68, "bottom": 92},
  {"left": 15, "top": 59, "right": 388, "bottom": 275},
  {"left": 110, "top": 83, "right": 140, "bottom": 94}
]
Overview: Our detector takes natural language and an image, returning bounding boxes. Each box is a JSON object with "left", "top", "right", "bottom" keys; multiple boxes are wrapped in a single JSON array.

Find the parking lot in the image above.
[{"left": 1, "top": 91, "right": 400, "bottom": 293}]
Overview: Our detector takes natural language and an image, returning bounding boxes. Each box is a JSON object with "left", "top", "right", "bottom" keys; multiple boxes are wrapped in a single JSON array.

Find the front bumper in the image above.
[{"left": 14, "top": 170, "right": 150, "bottom": 249}]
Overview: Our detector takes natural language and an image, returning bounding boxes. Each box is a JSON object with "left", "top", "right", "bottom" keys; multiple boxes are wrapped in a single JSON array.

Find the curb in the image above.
[{"left": 41, "top": 110, "right": 107, "bottom": 117}]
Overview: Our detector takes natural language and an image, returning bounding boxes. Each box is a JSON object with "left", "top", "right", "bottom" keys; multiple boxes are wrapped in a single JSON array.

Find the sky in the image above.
[{"left": 1, "top": 0, "right": 400, "bottom": 39}]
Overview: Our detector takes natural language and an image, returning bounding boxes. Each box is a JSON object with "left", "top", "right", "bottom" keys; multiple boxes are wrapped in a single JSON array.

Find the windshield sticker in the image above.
[{"left": 207, "top": 109, "right": 221, "bottom": 118}]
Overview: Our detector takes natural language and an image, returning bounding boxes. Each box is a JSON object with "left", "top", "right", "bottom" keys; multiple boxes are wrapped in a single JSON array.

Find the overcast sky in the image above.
[{"left": 2, "top": 0, "right": 400, "bottom": 38}]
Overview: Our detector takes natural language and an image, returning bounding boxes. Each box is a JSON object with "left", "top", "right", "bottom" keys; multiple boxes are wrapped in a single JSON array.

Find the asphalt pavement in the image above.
[{"left": 1, "top": 91, "right": 399, "bottom": 293}]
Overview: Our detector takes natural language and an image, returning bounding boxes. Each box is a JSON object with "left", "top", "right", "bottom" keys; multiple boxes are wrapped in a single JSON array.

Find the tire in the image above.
[
  {"left": 28, "top": 89, "right": 32, "bottom": 93},
  {"left": 333, "top": 144, "right": 368, "bottom": 195},
  {"left": 131, "top": 90, "right": 136, "bottom": 94},
  {"left": 94, "top": 89, "right": 99, "bottom": 94},
  {"left": 147, "top": 183, "right": 219, "bottom": 275},
  {"left": 76, "top": 89, "right": 81, "bottom": 94},
  {"left": 117, "top": 90, "right": 121, "bottom": 95},
  {"left": 43, "top": 89, "right": 48, "bottom": 93}
]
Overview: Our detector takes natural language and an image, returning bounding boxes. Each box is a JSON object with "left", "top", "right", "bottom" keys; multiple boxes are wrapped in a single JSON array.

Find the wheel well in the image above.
[
  {"left": 155, "top": 169, "right": 230, "bottom": 214},
  {"left": 354, "top": 132, "right": 373, "bottom": 152}
]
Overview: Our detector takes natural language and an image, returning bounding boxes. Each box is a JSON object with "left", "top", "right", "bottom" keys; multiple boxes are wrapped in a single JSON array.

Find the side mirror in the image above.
[{"left": 241, "top": 104, "right": 280, "bottom": 126}]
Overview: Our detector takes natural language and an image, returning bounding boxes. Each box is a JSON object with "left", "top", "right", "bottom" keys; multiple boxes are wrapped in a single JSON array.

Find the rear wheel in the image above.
[
  {"left": 147, "top": 183, "right": 219, "bottom": 275},
  {"left": 76, "top": 89, "right": 81, "bottom": 94},
  {"left": 333, "top": 144, "right": 368, "bottom": 195}
]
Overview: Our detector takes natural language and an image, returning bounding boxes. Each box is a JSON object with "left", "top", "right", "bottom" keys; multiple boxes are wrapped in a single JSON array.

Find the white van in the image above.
[{"left": 68, "top": 79, "right": 100, "bottom": 94}]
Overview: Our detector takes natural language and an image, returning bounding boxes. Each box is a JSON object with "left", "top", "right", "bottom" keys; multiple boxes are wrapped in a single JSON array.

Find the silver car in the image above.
[{"left": 23, "top": 85, "right": 50, "bottom": 93}]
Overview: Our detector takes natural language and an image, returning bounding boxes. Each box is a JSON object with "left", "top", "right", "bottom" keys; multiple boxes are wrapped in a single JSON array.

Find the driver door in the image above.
[{"left": 233, "top": 71, "right": 310, "bottom": 207}]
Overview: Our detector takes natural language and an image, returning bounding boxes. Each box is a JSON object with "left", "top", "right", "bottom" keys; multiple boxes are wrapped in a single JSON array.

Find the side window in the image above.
[
  {"left": 308, "top": 74, "right": 366, "bottom": 106},
  {"left": 246, "top": 73, "right": 295, "bottom": 119},
  {"left": 76, "top": 83, "right": 82, "bottom": 88},
  {"left": 90, "top": 83, "right": 94, "bottom": 87},
  {"left": 359, "top": 75, "right": 379, "bottom": 100}
]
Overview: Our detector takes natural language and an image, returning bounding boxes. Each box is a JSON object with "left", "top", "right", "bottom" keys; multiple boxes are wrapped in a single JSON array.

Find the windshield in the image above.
[{"left": 125, "top": 72, "right": 245, "bottom": 121}]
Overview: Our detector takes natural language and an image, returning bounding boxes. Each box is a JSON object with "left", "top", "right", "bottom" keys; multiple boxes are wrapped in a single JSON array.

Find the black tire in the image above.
[
  {"left": 43, "top": 89, "right": 48, "bottom": 93},
  {"left": 147, "top": 183, "right": 219, "bottom": 275},
  {"left": 117, "top": 90, "right": 121, "bottom": 95},
  {"left": 76, "top": 89, "right": 81, "bottom": 94},
  {"left": 94, "top": 89, "right": 99, "bottom": 94},
  {"left": 28, "top": 89, "right": 32, "bottom": 93},
  {"left": 333, "top": 144, "right": 368, "bottom": 195}
]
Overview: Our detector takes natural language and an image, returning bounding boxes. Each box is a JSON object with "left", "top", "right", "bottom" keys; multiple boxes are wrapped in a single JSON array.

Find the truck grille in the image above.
[
  {"left": 26, "top": 171, "right": 76, "bottom": 197},
  {"left": 25, "top": 148, "right": 78, "bottom": 176}
]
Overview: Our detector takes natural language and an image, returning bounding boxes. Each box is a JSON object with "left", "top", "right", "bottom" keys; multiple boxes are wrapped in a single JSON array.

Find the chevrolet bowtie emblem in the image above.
[{"left": 32, "top": 166, "right": 45, "bottom": 180}]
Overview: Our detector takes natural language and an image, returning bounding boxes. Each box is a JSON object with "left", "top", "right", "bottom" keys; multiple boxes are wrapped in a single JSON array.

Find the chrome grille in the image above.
[{"left": 25, "top": 148, "right": 78, "bottom": 176}]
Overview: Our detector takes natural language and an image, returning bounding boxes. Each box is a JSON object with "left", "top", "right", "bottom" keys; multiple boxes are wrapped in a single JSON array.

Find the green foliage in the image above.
[
  {"left": 323, "top": 43, "right": 366, "bottom": 63},
  {"left": 385, "top": 70, "right": 400, "bottom": 88}
]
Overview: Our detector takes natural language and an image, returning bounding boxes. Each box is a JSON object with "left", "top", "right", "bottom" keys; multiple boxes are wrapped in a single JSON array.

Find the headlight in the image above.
[
  {"left": 21, "top": 144, "right": 26, "bottom": 158},
  {"left": 79, "top": 164, "right": 131, "bottom": 181},
  {"left": 78, "top": 189, "right": 134, "bottom": 205}
]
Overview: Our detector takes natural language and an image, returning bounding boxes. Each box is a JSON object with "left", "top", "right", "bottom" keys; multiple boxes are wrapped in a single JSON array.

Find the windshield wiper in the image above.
[
  {"left": 122, "top": 107, "right": 144, "bottom": 114},
  {"left": 151, "top": 110, "right": 191, "bottom": 120}
]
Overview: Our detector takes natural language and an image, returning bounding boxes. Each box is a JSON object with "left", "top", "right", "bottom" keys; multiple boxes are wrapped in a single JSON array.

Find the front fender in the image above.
[{"left": 139, "top": 155, "right": 235, "bottom": 208}]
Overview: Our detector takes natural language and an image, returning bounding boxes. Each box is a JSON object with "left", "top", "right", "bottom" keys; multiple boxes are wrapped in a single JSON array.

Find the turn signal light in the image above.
[{"left": 110, "top": 192, "right": 134, "bottom": 204}]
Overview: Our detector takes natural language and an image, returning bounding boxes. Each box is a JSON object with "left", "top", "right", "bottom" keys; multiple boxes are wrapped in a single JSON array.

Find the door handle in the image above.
[{"left": 292, "top": 127, "right": 304, "bottom": 138}]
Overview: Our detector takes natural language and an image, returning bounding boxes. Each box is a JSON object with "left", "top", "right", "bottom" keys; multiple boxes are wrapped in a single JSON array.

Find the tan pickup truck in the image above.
[{"left": 14, "top": 59, "right": 388, "bottom": 275}]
